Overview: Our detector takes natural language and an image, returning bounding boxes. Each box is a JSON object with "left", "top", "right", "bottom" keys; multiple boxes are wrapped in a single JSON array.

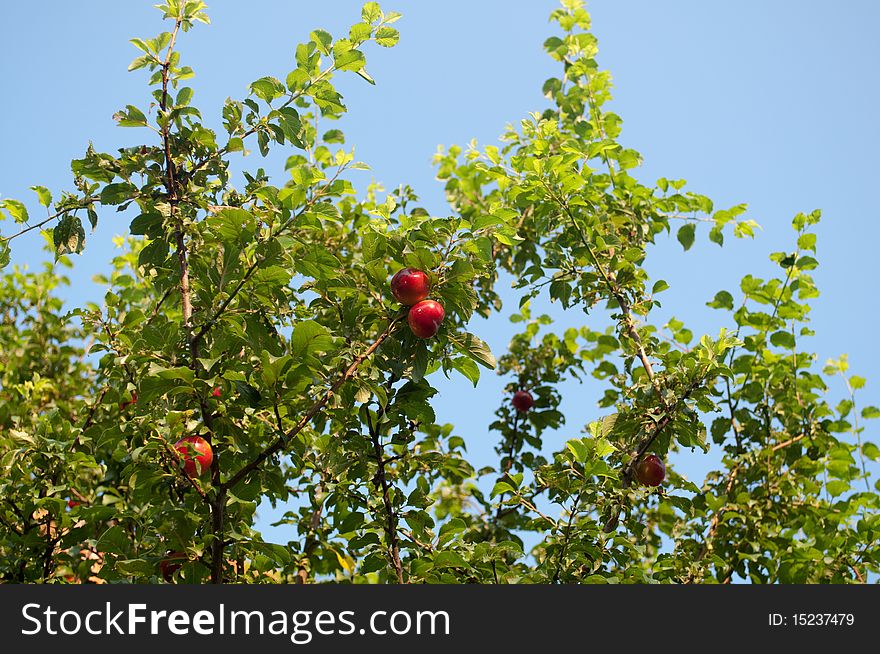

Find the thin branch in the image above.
[
  {"left": 849, "top": 562, "right": 865, "bottom": 584},
  {"left": 190, "top": 165, "right": 347, "bottom": 350},
  {"left": 552, "top": 489, "right": 583, "bottom": 583},
  {"left": 547, "top": 191, "right": 683, "bottom": 497},
  {"left": 602, "top": 379, "right": 702, "bottom": 532},
  {"left": 400, "top": 528, "right": 433, "bottom": 553},
  {"left": 147, "top": 285, "right": 175, "bottom": 324},
  {"left": 0, "top": 200, "right": 95, "bottom": 244},
  {"left": 295, "top": 478, "right": 325, "bottom": 584},
  {"left": 220, "top": 314, "right": 404, "bottom": 492},
  {"left": 159, "top": 19, "right": 192, "bottom": 332},
  {"left": 518, "top": 498, "right": 556, "bottom": 528},
  {"left": 770, "top": 434, "right": 806, "bottom": 452},
  {"left": 0, "top": 513, "right": 22, "bottom": 536},
  {"left": 185, "top": 63, "right": 340, "bottom": 178},
  {"left": 683, "top": 462, "right": 742, "bottom": 583},
  {"left": 366, "top": 408, "right": 404, "bottom": 584},
  {"left": 493, "top": 408, "right": 522, "bottom": 527}
]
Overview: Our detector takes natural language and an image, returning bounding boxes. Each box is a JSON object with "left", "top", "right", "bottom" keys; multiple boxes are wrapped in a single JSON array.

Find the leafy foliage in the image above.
[{"left": 0, "top": 1, "right": 875, "bottom": 584}]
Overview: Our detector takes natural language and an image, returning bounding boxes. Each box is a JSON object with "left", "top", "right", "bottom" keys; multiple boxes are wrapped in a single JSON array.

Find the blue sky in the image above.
[{"left": 2, "top": 1, "right": 878, "bottom": 542}]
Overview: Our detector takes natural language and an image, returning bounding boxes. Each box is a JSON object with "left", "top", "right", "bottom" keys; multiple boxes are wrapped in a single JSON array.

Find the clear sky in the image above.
[{"left": 2, "top": 1, "right": 878, "bottom": 542}]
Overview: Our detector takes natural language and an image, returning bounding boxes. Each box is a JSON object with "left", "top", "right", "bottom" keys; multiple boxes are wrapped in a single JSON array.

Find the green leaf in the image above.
[
  {"left": 97, "top": 525, "right": 129, "bottom": 554},
  {"left": 113, "top": 104, "right": 148, "bottom": 127},
  {"left": 594, "top": 438, "right": 616, "bottom": 458},
  {"left": 100, "top": 182, "right": 138, "bottom": 205},
  {"left": 30, "top": 186, "right": 52, "bottom": 207},
  {"left": 433, "top": 551, "right": 469, "bottom": 569},
  {"left": 322, "top": 129, "right": 345, "bottom": 144},
  {"left": 334, "top": 48, "right": 366, "bottom": 72},
  {"left": 116, "top": 559, "right": 156, "bottom": 577},
  {"left": 176, "top": 86, "right": 194, "bottom": 106},
  {"left": 291, "top": 320, "right": 334, "bottom": 357},
  {"left": 769, "top": 331, "right": 796, "bottom": 349},
  {"left": 310, "top": 29, "right": 333, "bottom": 55},
  {"left": 825, "top": 480, "right": 849, "bottom": 497},
  {"left": 676, "top": 223, "right": 695, "bottom": 251},
  {"left": 349, "top": 22, "right": 372, "bottom": 44},
  {"left": 451, "top": 357, "right": 480, "bottom": 387},
  {"left": 129, "top": 38, "right": 153, "bottom": 54},
  {"left": 310, "top": 80, "right": 346, "bottom": 115},
  {"left": 250, "top": 76, "right": 285, "bottom": 103},
  {"left": 362, "top": 2, "right": 382, "bottom": 23},
  {"left": 374, "top": 26, "right": 399, "bottom": 47},
  {"left": 490, "top": 481, "right": 517, "bottom": 498},
  {"left": 0, "top": 199, "right": 29, "bottom": 223},
  {"left": 276, "top": 107, "right": 304, "bottom": 148},
  {"left": 437, "top": 518, "right": 466, "bottom": 547},
  {"left": 707, "top": 290, "right": 734, "bottom": 311},
  {"left": 566, "top": 439, "right": 589, "bottom": 463},
  {"left": 128, "top": 55, "right": 152, "bottom": 71},
  {"left": 450, "top": 332, "right": 496, "bottom": 369},
  {"left": 234, "top": 380, "right": 262, "bottom": 408},
  {"left": 652, "top": 280, "right": 669, "bottom": 294},
  {"left": 53, "top": 215, "right": 86, "bottom": 258},
  {"left": 797, "top": 232, "right": 817, "bottom": 252},
  {"left": 152, "top": 365, "right": 195, "bottom": 383},
  {"left": 406, "top": 340, "right": 427, "bottom": 382}
]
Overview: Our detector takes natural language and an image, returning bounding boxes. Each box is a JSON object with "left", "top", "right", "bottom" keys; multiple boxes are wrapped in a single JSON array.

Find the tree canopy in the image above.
[{"left": 0, "top": 0, "right": 876, "bottom": 584}]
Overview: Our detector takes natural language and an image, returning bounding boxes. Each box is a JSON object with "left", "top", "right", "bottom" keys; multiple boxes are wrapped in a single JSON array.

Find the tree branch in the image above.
[
  {"left": 366, "top": 407, "right": 404, "bottom": 584},
  {"left": 190, "top": 164, "right": 348, "bottom": 350},
  {"left": 552, "top": 489, "right": 583, "bottom": 583},
  {"left": 603, "top": 379, "right": 701, "bottom": 532},
  {"left": 220, "top": 314, "right": 404, "bottom": 492},
  {"left": 0, "top": 199, "right": 96, "bottom": 244},
  {"left": 295, "top": 478, "right": 325, "bottom": 584}
]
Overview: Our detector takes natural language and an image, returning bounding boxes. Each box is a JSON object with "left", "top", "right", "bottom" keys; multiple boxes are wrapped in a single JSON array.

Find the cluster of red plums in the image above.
[{"left": 390, "top": 268, "right": 445, "bottom": 339}]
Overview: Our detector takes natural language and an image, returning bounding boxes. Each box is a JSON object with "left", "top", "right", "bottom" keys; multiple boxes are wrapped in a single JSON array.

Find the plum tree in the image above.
[{"left": 0, "top": 1, "right": 876, "bottom": 585}]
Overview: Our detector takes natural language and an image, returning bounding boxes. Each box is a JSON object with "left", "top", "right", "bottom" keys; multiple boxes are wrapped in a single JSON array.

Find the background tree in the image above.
[{"left": 0, "top": 0, "right": 876, "bottom": 584}]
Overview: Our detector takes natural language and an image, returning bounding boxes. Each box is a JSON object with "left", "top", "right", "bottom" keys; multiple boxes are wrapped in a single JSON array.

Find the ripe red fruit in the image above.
[
  {"left": 636, "top": 454, "right": 666, "bottom": 487},
  {"left": 67, "top": 499, "right": 81, "bottom": 509},
  {"left": 174, "top": 435, "right": 213, "bottom": 477},
  {"left": 160, "top": 551, "right": 187, "bottom": 582},
  {"left": 212, "top": 386, "right": 222, "bottom": 398},
  {"left": 512, "top": 390, "right": 534, "bottom": 413},
  {"left": 390, "top": 268, "right": 431, "bottom": 306},
  {"left": 407, "top": 299, "right": 445, "bottom": 339}
]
